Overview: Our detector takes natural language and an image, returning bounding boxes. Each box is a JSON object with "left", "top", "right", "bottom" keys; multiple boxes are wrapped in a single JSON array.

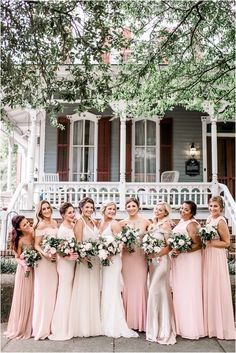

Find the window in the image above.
[
  {"left": 72, "top": 120, "right": 95, "bottom": 181},
  {"left": 134, "top": 120, "right": 156, "bottom": 182}
]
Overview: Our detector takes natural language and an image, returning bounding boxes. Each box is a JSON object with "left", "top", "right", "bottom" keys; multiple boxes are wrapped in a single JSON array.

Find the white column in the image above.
[
  {"left": 201, "top": 116, "right": 208, "bottom": 182},
  {"left": 156, "top": 117, "right": 162, "bottom": 182},
  {"left": 119, "top": 114, "right": 126, "bottom": 210},
  {"left": 6, "top": 139, "right": 13, "bottom": 192},
  {"left": 211, "top": 117, "right": 218, "bottom": 195},
  {"left": 26, "top": 109, "right": 37, "bottom": 209}
]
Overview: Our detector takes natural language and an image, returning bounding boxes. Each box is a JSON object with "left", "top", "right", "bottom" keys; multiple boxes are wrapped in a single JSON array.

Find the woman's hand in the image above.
[
  {"left": 66, "top": 252, "right": 78, "bottom": 261},
  {"left": 171, "top": 249, "right": 180, "bottom": 258}
]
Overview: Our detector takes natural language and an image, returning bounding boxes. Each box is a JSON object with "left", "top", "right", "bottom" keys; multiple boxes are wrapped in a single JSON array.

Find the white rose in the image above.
[
  {"left": 84, "top": 243, "right": 92, "bottom": 251},
  {"left": 98, "top": 249, "right": 108, "bottom": 260},
  {"left": 50, "top": 247, "right": 57, "bottom": 255},
  {"left": 64, "top": 248, "right": 70, "bottom": 255},
  {"left": 122, "top": 237, "right": 127, "bottom": 242},
  {"left": 154, "top": 246, "right": 161, "bottom": 253},
  {"left": 178, "top": 239, "right": 185, "bottom": 246}
]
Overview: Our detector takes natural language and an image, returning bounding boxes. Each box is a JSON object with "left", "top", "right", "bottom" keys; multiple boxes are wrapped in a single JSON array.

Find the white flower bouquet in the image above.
[
  {"left": 41, "top": 235, "right": 60, "bottom": 262},
  {"left": 57, "top": 237, "right": 78, "bottom": 256},
  {"left": 77, "top": 238, "right": 98, "bottom": 269},
  {"left": 117, "top": 224, "right": 139, "bottom": 253},
  {"left": 20, "top": 248, "right": 42, "bottom": 277},
  {"left": 141, "top": 232, "right": 165, "bottom": 264},
  {"left": 198, "top": 224, "right": 217, "bottom": 248},
  {"left": 167, "top": 233, "right": 192, "bottom": 253},
  {"left": 97, "top": 235, "right": 122, "bottom": 266}
]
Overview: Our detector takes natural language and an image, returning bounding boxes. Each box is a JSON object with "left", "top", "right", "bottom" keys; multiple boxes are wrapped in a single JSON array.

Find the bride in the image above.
[{"left": 99, "top": 201, "right": 138, "bottom": 338}]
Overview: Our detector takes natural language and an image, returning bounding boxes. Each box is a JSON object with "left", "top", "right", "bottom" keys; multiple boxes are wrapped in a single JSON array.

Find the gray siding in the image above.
[
  {"left": 44, "top": 118, "right": 58, "bottom": 173},
  {"left": 169, "top": 110, "right": 203, "bottom": 182}
]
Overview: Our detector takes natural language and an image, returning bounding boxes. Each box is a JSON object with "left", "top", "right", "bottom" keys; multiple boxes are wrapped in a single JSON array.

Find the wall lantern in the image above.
[{"left": 185, "top": 142, "right": 200, "bottom": 176}]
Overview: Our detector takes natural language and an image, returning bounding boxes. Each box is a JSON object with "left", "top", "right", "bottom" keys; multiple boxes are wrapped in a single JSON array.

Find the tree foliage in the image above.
[{"left": 1, "top": 0, "right": 235, "bottom": 121}]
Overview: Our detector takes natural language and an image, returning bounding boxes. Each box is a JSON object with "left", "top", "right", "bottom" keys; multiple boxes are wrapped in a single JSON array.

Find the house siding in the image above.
[
  {"left": 44, "top": 118, "right": 57, "bottom": 173},
  {"left": 170, "top": 110, "right": 203, "bottom": 182}
]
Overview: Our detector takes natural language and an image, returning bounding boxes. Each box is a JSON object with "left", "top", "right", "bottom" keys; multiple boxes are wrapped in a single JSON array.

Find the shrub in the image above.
[{"left": 0, "top": 257, "right": 17, "bottom": 274}]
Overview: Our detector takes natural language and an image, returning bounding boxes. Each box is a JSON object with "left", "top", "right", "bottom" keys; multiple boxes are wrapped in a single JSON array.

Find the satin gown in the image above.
[
  {"left": 32, "top": 228, "right": 58, "bottom": 340},
  {"left": 5, "top": 244, "right": 34, "bottom": 339},
  {"left": 68, "top": 218, "right": 102, "bottom": 337},
  {"left": 122, "top": 222, "right": 148, "bottom": 332},
  {"left": 171, "top": 219, "right": 205, "bottom": 339},
  {"left": 49, "top": 224, "right": 76, "bottom": 340},
  {"left": 203, "top": 216, "right": 235, "bottom": 339},
  {"left": 101, "top": 222, "right": 138, "bottom": 338},
  {"left": 146, "top": 222, "right": 176, "bottom": 345}
]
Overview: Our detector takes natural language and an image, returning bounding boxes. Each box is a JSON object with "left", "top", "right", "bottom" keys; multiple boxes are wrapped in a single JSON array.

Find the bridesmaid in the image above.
[
  {"left": 119, "top": 197, "right": 150, "bottom": 332},
  {"left": 68, "top": 197, "right": 102, "bottom": 337},
  {"left": 203, "top": 196, "right": 235, "bottom": 339},
  {"left": 5, "top": 215, "right": 34, "bottom": 339},
  {"left": 32, "top": 200, "right": 58, "bottom": 340},
  {"left": 99, "top": 201, "right": 138, "bottom": 338},
  {"left": 171, "top": 200, "right": 205, "bottom": 339},
  {"left": 146, "top": 202, "right": 176, "bottom": 345},
  {"left": 49, "top": 202, "right": 78, "bottom": 340}
]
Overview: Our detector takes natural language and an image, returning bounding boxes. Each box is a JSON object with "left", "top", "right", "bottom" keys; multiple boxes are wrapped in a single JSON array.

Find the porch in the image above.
[{"left": 1, "top": 180, "right": 235, "bottom": 250}]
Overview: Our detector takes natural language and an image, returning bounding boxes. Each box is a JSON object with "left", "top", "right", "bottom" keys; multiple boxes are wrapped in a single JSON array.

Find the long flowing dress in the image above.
[
  {"left": 68, "top": 218, "right": 102, "bottom": 337},
  {"left": 5, "top": 244, "right": 34, "bottom": 339},
  {"left": 101, "top": 222, "right": 139, "bottom": 338},
  {"left": 122, "top": 222, "right": 148, "bottom": 332},
  {"left": 32, "top": 228, "right": 58, "bottom": 340},
  {"left": 146, "top": 223, "right": 176, "bottom": 345},
  {"left": 203, "top": 215, "right": 235, "bottom": 339},
  {"left": 171, "top": 219, "right": 205, "bottom": 339},
  {"left": 49, "top": 224, "right": 76, "bottom": 340}
]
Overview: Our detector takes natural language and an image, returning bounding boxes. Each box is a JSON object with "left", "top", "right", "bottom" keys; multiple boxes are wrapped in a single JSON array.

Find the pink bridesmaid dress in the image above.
[
  {"left": 5, "top": 245, "right": 34, "bottom": 339},
  {"left": 203, "top": 216, "right": 235, "bottom": 340},
  {"left": 32, "top": 228, "right": 58, "bottom": 340},
  {"left": 122, "top": 224, "right": 148, "bottom": 332},
  {"left": 171, "top": 219, "right": 205, "bottom": 339}
]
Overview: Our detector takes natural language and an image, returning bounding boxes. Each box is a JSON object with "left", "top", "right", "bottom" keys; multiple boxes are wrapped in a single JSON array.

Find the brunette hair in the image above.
[
  {"left": 33, "top": 200, "right": 53, "bottom": 229},
  {"left": 11, "top": 215, "right": 25, "bottom": 252},
  {"left": 100, "top": 200, "right": 117, "bottom": 215},
  {"left": 209, "top": 196, "right": 224, "bottom": 211},
  {"left": 125, "top": 197, "right": 140, "bottom": 209},
  {"left": 183, "top": 200, "right": 197, "bottom": 216},
  {"left": 59, "top": 202, "right": 74, "bottom": 217},
  {"left": 78, "top": 197, "right": 95, "bottom": 214}
]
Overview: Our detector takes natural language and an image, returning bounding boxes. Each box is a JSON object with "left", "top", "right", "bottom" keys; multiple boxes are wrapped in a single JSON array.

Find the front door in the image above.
[{"left": 207, "top": 137, "right": 235, "bottom": 198}]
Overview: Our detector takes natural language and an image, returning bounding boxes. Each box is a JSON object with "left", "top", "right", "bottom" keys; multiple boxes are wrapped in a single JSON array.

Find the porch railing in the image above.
[{"left": 1, "top": 181, "right": 235, "bottom": 250}]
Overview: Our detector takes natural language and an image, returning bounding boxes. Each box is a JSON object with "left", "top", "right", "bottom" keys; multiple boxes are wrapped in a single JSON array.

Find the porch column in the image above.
[
  {"left": 119, "top": 114, "right": 126, "bottom": 210},
  {"left": 6, "top": 138, "right": 13, "bottom": 192},
  {"left": 211, "top": 116, "right": 218, "bottom": 195},
  {"left": 26, "top": 109, "right": 37, "bottom": 209},
  {"left": 156, "top": 117, "right": 162, "bottom": 182},
  {"left": 201, "top": 116, "right": 208, "bottom": 182}
]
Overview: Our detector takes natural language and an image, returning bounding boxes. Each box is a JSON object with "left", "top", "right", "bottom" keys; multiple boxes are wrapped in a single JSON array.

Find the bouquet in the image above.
[
  {"left": 167, "top": 233, "right": 192, "bottom": 254},
  {"left": 77, "top": 238, "right": 98, "bottom": 269},
  {"left": 198, "top": 224, "right": 217, "bottom": 248},
  {"left": 117, "top": 225, "right": 139, "bottom": 253},
  {"left": 141, "top": 232, "right": 165, "bottom": 264},
  {"left": 41, "top": 236, "right": 60, "bottom": 262},
  {"left": 57, "top": 237, "right": 78, "bottom": 257},
  {"left": 20, "top": 248, "right": 41, "bottom": 277},
  {"left": 97, "top": 235, "right": 122, "bottom": 266}
]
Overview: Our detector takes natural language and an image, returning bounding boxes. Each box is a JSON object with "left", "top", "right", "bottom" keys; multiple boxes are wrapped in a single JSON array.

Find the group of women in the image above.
[{"left": 5, "top": 195, "right": 235, "bottom": 344}]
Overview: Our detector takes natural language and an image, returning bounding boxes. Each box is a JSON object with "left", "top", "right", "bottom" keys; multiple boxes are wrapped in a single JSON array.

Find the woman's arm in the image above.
[
  {"left": 207, "top": 219, "right": 230, "bottom": 248},
  {"left": 187, "top": 222, "right": 202, "bottom": 252},
  {"left": 111, "top": 220, "right": 121, "bottom": 235},
  {"left": 74, "top": 219, "right": 84, "bottom": 243}
]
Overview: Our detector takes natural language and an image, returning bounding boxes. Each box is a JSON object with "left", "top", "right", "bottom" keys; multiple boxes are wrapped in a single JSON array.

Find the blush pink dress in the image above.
[
  {"left": 32, "top": 228, "right": 58, "bottom": 340},
  {"left": 122, "top": 222, "right": 148, "bottom": 332},
  {"left": 203, "top": 216, "right": 235, "bottom": 340},
  {"left": 171, "top": 219, "right": 205, "bottom": 339},
  {"left": 5, "top": 244, "right": 34, "bottom": 339}
]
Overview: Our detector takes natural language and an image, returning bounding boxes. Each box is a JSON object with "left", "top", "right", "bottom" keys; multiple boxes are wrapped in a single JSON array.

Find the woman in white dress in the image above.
[
  {"left": 146, "top": 202, "right": 176, "bottom": 345},
  {"left": 32, "top": 200, "right": 58, "bottom": 340},
  {"left": 49, "top": 202, "right": 78, "bottom": 340},
  {"left": 68, "top": 197, "right": 102, "bottom": 338},
  {"left": 99, "top": 201, "right": 139, "bottom": 338}
]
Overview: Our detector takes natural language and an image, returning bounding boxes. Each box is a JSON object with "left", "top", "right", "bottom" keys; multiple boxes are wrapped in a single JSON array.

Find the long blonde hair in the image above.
[
  {"left": 33, "top": 200, "right": 53, "bottom": 229},
  {"left": 100, "top": 200, "right": 117, "bottom": 216}
]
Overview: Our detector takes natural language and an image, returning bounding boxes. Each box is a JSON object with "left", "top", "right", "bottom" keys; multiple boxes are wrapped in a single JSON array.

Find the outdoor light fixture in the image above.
[{"left": 190, "top": 142, "right": 197, "bottom": 159}]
